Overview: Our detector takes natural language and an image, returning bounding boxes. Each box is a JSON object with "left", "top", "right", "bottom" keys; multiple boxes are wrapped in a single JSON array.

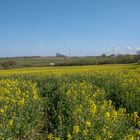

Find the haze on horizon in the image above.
[{"left": 0, "top": 0, "right": 140, "bottom": 57}]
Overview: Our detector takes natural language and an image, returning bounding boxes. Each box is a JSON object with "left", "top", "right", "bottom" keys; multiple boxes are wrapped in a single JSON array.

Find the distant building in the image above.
[
  {"left": 109, "top": 54, "right": 116, "bottom": 57},
  {"left": 50, "top": 62, "right": 55, "bottom": 66},
  {"left": 56, "top": 52, "right": 67, "bottom": 58}
]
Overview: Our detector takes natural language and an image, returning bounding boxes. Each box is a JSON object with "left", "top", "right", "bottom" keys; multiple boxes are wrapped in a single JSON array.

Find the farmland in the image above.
[
  {"left": 0, "top": 54, "right": 139, "bottom": 69},
  {"left": 0, "top": 64, "right": 140, "bottom": 140}
]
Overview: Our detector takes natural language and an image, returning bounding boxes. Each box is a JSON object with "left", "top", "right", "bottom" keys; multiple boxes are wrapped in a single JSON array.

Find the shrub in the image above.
[{"left": 1, "top": 60, "right": 17, "bottom": 69}]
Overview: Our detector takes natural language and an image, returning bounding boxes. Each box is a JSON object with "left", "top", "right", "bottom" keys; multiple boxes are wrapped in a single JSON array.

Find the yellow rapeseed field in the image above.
[{"left": 0, "top": 64, "right": 140, "bottom": 139}]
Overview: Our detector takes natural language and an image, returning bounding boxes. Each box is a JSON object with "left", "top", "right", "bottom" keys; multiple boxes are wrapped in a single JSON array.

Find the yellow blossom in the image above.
[
  {"left": 48, "top": 133, "right": 54, "bottom": 140},
  {"left": 73, "top": 125, "right": 79, "bottom": 135},
  {"left": 90, "top": 103, "right": 96, "bottom": 115},
  {"left": 18, "top": 98, "right": 25, "bottom": 106},
  {"left": 108, "top": 100, "right": 112, "bottom": 106},
  {"left": 102, "top": 128, "right": 106, "bottom": 134},
  {"left": 95, "top": 135, "right": 101, "bottom": 140},
  {"left": 67, "top": 133, "right": 72, "bottom": 140},
  {"left": 86, "top": 121, "right": 91, "bottom": 127},
  {"left": 0, "top": 109, "right": 4, "bottom": 114},
  {"left": 55, "top": 137, "right": 60, "bottom": 140},
  {"left": 105, "top": 112, "right": 110, "bottom": 118},
  {"left": 136, "top": 130, "right": 140, "bottom": 135},
  {"left": 111, "top": 110, "right": 117, "bottom": 117},
  {"left": 126, "top": 135, "right": 135, "bottom": 140},
  {"left": 83, "top": 128, "right": 89, "bottom": 136},
  {"left": 9, "top": 119, "right": 14, "bottom": 127}
]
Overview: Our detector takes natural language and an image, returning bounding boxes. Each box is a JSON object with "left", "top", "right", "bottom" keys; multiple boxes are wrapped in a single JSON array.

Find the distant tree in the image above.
[
  {"left": 116, "top": 54, "right": 134, "bottom": 64},
  {"left": 8, "top": 60, "right": 17, "bottom": 66},
  {"left": 1, "top": 62, "right": 10, "bottom": 69},
  {"left": 101, "top": 53, "right": 106, "bottom": 57},
  {"left": 134, "top": 54, "right": 140, "bottom": 64},
  {"left": 109, "top": 54, "right": 116, "bottom": 57}
]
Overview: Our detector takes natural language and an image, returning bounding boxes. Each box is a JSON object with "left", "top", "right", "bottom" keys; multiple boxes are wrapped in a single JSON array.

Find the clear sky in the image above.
[{"left": 0, "top": 0, "right": 140, "bottom": 57}]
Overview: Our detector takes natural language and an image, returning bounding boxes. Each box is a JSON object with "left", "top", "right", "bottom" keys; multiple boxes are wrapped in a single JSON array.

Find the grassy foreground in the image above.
[{"left": 0, "top": 64, "right": 140, "bottom": 140}]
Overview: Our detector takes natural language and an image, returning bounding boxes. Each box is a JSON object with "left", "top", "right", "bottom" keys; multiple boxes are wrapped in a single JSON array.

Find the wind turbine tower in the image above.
[
  {"left": 69, "top": 47, "right": 72, "bottom": 58},
  {"left": 112, "top": 46, "right": 115, "bottom": 55},
  {"left": 98, "top": 49, "right": 102, "bottom": 56},
  {"left": 40, "top": 44, "right": 45, "bottom": 57},
  {"left": 126, "top": 46, "right": 131, "bottom": 54}
]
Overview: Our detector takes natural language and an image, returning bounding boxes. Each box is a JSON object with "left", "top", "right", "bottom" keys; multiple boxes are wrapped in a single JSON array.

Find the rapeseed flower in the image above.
[
  {"left": 126, "top": 135, "right": 135, "bottom": 140},
  {"left": 0, "top": 109, "right": 4, "bottom": 114},
  {"left": 67, "top": 133, "right": 72, "bottom": 140},
  {"left": 86, "top": 121, "right": 91, "bottom": 127},
  {"left": 73, "top": 125, "right": 79, "bottom": 135},
  {"left": 48, "top": 133, "right": 54, "bottom": 140}
]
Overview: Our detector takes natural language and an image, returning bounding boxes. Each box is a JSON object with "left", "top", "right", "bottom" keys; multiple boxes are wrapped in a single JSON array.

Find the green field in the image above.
[{"left": 0, "top": 54, "right": 139, "bottom": 69}]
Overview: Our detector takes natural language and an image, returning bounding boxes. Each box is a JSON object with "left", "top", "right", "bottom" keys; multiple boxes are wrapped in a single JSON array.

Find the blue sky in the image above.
[{"left": 0, "top": 0, "right": 140, "bottom": 57}]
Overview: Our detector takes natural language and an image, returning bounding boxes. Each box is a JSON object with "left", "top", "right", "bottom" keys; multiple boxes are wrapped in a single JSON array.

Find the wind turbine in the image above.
[
  {"left": 69, "top": 47, "right": 72, "bottom": 58},
  {"left": 134, "top": 47, "right": 140, "bottom": 54},
  {"left": 98, "top": 49, "right": 103, "bottom": 56},
  {"left": 112, "top": 46, "right": 115, "bottom": 55},
  {"left": 115, "top": 47, "right": 121, "bottom": 55},
  {"left": 40, "top": 43, "right": 45, "bottom": 57},
  {"left": 134, "top": 47, "right": 140, "bottom": 51},
  {"left": 126, "top": 46, "right": 132, "bottom": 54}
]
